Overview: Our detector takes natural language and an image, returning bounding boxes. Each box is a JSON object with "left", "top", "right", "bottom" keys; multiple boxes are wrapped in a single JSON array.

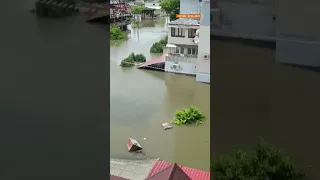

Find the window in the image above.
[
  {"left": 187, "top": 48, "right": 198, "bottom": 55},
  {"left": 188, "top": 29, "right": 197, "bottom": 38},
  {"left": 175, "top": 47, "right": 180, "bottom": 54},
  {"left": 171, "top": 28, "right": 185, "bottom": 37},
  {"left": 180, "top": 47, "right": 184, "bottom": 54}
]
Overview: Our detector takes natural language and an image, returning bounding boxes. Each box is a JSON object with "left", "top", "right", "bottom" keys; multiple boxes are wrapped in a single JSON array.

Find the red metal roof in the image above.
[
  {"left": 146, "top": 163, "right": 191, "bottom": 180},
  {"left": 110, "top": 175, "right": 128, "bottom": 180},
  {"left": 147, "top": 160, "right": 210, "bottom": 180},
  {"left": 137, "top": 55, "right": 165, "bottom": 68}
]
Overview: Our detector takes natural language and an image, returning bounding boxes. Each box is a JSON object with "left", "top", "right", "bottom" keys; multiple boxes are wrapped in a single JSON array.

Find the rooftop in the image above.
[
  {"left": 146, "top": 163, "right": 191, "bottom": 180},
  {"left": 147, "top": 160, "right": 210, "bottom": 180},
  {"left": 168, "top": 18, "right": 200, "bottom": 26}
]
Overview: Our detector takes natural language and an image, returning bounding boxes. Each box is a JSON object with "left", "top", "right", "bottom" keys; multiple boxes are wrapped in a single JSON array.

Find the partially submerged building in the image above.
[
  {"left": 164, "top": 0, "right": 210, "bottom": 83},
  {"left": 165, "top": 19, "right": 200, "bottom": 75}
]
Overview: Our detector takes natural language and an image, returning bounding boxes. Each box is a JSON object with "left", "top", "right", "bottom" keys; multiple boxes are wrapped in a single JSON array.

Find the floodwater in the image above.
[
  {"left": 110, "top": 19, "right": 211, "bottom": 171},
  {"left": 211, "top": 39, "right": 320, "bottom": 179}
]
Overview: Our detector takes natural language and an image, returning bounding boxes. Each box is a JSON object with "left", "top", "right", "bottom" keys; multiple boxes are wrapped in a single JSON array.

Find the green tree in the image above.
[
  {"left": 159, "top": 0, "right": 179, "bottom": 21},
  {"left": 131, "top": 6, "right": 145, "bottom": 14},
  {"left": 212, "top": 139, "right": 307, "bottom": 180},
  {"left": 110, "top": 26, "right": 125, "bottom": 40}
]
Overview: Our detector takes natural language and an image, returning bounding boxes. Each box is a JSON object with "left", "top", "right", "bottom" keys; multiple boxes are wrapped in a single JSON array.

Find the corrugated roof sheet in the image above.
[
  {"left": 137, "top": 55, "right": 165, "bottom": 68},
  {"left": 147, "top": 160, "right": 210, "bottom": 180},
  {"left": 168, "top": 18, "right": 200, "bottom": 26},
  {"left": 110, "top": 175, "right": 129, "bottom": 180},
  {"left": 146, "top": 163, "right": 191, "bottom": 180}
]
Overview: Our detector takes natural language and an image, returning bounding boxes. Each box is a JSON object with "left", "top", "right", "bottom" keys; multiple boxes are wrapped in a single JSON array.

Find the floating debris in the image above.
[
  {"left": 127, "top": 138, "right": 142, "bottom": 152},
  {"left": 162, "top": 122, "right": 173, "bottom": 130}
]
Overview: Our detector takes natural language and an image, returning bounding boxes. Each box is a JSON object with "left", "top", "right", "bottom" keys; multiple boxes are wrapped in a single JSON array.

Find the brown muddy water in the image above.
[{"left": 110, "top": 19, "right": 211, "bottom": 171}]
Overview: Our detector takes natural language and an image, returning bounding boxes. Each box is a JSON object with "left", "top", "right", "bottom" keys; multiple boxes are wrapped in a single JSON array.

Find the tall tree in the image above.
[
  {"left": 212, "top": 139, "right": 307, "bottom": 180},
  {"left": 159, "top": 0, "right": 179, "bottom": 21}
]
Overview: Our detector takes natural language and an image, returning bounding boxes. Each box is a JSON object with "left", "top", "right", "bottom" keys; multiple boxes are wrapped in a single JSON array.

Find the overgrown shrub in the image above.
[
  {"left": 110, "top": 26, "right": 125, "bottom": 40},
  {"left": 212, "top": 139, "right": 307, "bottom": 180},
  {"left": 150, "top": 36, "right": 168, "bottom": 53},
  {"left": 120, "top": 53, "right": 146, "bottom": 67},
  {"left": 170, "top": 105, "right": 205, "bottom": 125}
]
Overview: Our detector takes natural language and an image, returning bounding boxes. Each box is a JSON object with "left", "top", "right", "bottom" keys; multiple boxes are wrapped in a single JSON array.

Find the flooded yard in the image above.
[{"left": 110, "top": 18, "right": 211, "bottom": 171}]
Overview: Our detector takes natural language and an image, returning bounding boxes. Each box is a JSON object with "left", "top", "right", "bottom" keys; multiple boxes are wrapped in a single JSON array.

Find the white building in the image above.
[
  {"left": 165, "top": 19, "right": 200, "bottom": 75},
  {"left": 196, "top": 0, "right": 210, "bottom": 83},
  {"left": 164, "top": 0, "right": 210, "bottom": 84}
]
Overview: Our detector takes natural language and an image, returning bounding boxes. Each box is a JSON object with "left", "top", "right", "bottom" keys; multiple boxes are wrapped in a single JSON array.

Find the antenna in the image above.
[{"left": 193, "top": 36, "right": 199, "bottom": 44}]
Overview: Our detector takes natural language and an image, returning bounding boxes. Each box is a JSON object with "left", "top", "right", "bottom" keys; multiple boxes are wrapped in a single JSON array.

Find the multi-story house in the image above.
[
  {"left": 165, "top": 19, "right": 200, "bottom": 75},
  {"left": 164, "top": 0, "right": 210, "bottom": 83}
]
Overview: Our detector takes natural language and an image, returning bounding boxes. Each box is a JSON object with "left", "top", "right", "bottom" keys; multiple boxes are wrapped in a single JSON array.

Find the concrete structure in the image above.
[
  {"left": 211, "top": 0, "right": 320, "bottom": 67},
  {"left": 164, "top": 0, "right": 210, "bottom": 83},
  {"left": 180, "top": 0, "right": 201, "bottom": 14},
  {"left": 165, "top": 19, "right": 200, "bottom": 75},
  {"left": 110, "top": 158, "right": 158, "bottom": 180},
  {"left": 196, "top": 0, "right": 210, "bottom": 83}
]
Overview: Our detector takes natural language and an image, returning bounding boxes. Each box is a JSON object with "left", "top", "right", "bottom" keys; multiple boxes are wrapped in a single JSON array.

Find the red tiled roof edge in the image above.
[{"left": 147, "top": 160, "right": 210, "bottom": 180}]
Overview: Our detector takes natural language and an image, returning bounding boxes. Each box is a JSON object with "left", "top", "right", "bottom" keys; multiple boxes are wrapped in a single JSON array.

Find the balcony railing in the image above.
[{"left": 166, "top": 54, "right": 198, "bottom": 63}]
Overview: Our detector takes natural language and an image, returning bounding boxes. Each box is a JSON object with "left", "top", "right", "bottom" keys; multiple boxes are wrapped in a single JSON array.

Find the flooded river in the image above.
[{"left": 110, "top": 19, "right": 211, "bottom": 171}]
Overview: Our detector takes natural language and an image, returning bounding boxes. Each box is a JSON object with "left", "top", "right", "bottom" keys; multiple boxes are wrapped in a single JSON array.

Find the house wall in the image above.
[
  {"left": 196, "top": 1, "right": 210, "bottom": 83},
  {"left": 168, "top": 26, "right": 199, "bottom": 46},
  {"left": 180, "top": 0, "right": 201, "bottom": 14},
  {"left": 165, "top": 61, "right": 196, "bottom": 75}
]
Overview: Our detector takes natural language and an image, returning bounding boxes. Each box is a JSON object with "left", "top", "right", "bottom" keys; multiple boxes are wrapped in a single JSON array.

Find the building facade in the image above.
[
  {"left": 165, "top": 19, "right": 200, "bottom": 75},
  {"left": 180, "top": 0, "right": 201, "bottom": 14},
  {"left": 211, "top": 0, "right": 320, "bottom": 67},
  {"left": 196, "top": 0, "right": 210, "bottom": 83}
]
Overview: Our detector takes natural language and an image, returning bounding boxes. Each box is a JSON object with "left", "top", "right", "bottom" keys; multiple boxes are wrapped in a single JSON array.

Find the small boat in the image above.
[{"left": 127, "top": 138, "right": 142, "bottom": 152}]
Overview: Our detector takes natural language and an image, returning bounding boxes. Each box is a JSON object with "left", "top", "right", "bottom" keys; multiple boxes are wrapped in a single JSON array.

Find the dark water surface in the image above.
[
  {"left": 211, "top": 39, "right": 320, "bottom": 179},
  {"left": 0, "top": 1, "right": 109, "bottom": 179}
]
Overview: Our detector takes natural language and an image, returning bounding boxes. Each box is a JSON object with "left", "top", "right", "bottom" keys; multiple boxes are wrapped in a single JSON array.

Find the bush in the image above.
[
  {"left": 212, "top": 139, "right": 307, "bottom": 180},
  {"left": 150, "top": 36, "right": 168, "bottom": 53},
  {"left": 134, "top": 53, "right": 147, "bottom": 62},
  {"left": 110, "top": 26, "right": 125, "bottom": 40},
  {"left": 120, "top": 53, "right": 146, "bottom": 67},
  {"left": 170, "top": 105, "right": 205, "bottom": 125}
]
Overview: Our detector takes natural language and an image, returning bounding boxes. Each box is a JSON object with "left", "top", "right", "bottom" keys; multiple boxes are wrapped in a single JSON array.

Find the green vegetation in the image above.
[
  {"left": 150, "top": 36, "right": 168, "bottom": 53},
  {"left": 131, "top": 6, "right": 146, "bottom": 14},
  {"left": 120, "top": 53, "right": 146, "bottom": 67},
  {"left": 110, "top": 26, "right": 125, "bottom": 40},
  {"left": 212, "top": 139, "right": 307, "bottom": 180},
  {"left": 130, "top": 18, "right": 141, "bottom": 28},
  {"left": 170, "top": 105, "right": 205, "bottom": 126},
  {"left": 159, "top": 0, "right": 180, "bottom": 21}
]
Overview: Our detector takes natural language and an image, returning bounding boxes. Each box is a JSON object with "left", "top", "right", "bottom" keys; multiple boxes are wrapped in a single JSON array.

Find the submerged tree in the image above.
[
  {"left": 159, "top": 0, "right": 180, "bottom": 21},
  {"left": 110, "top": 26, "right": 125, "bottom": 40},
  {"left": 212, "top": 139, "right": 307, "bottom": 180},
  {"left": 131, "top": 6, "right": 145, "bottom": 14}
]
